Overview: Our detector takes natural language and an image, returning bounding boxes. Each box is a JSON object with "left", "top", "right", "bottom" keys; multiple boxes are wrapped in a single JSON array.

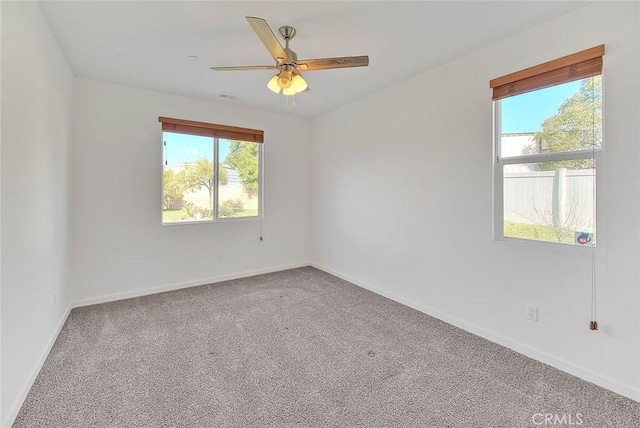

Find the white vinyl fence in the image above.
[{"left": 504, "top": 169, "right": 595, "bottom": 232}]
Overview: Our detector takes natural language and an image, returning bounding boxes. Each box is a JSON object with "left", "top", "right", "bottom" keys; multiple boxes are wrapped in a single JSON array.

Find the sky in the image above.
[
  {"left": 163, "top": 133, "right": 232, "bottom": 167},
  {"left": 501, "top": 80, "right": 580, "bottom": 134}
]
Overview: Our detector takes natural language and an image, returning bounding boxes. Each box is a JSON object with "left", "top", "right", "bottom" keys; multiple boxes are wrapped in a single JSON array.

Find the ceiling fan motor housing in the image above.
[{"left": 284, "top": 48, "right": 298, "bottom": 65}]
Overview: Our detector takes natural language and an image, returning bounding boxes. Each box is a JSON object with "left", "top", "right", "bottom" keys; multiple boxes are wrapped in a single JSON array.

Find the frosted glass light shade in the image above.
[
  {"left": 291, "top": 74, "right": 308, "bottom": 93},
  {"left": 267, "top": 75, "right": 281, "bottom": 93}
]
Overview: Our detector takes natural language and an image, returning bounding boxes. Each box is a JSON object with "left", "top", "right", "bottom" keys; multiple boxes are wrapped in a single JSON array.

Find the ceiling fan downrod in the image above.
[{"left": 279, "top": 26, "right": 298, "bottom": 65}]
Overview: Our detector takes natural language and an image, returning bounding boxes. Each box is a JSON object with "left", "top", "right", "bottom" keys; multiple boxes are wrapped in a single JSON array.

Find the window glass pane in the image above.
[
  {"left": 500, "top": 76, "right": 602, "bottom": 157},
  {"left": 503, "top": 161, "right": 595, "bottom": 246},
  {"left": 218, "top": 139, "right": 259, "bottom": 218},
  {"left": 162, "top": 132, "right": 214, "bottom": 223}
]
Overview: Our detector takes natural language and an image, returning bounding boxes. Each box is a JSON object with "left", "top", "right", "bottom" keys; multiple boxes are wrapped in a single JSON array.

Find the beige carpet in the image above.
[{"left": 13, "top": 267, "right": 640, "bottom": 427}]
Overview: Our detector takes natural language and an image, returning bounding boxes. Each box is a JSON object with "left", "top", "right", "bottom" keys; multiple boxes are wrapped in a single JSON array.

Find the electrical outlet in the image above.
[{"left": 526, "top": 305, "right": 538, "bottom": 321}]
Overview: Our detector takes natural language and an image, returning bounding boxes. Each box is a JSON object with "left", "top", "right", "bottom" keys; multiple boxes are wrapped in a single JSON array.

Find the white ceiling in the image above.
[{"left": 38, "top": 1, "right": 589, "bottom": 118}]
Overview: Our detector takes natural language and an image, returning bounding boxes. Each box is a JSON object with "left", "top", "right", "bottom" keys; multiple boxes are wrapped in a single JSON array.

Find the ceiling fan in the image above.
[{"left": 211, "top": 17, "right": 369, "bottom": 96}]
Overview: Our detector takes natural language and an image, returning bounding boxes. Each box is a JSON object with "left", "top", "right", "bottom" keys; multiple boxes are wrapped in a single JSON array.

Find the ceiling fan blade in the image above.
[
  {"left": 210, "top": 65, "right": 277, "bottom": 71},
  {"left": 245, "top": 16, "right": 291, "bottom": 64},
  {"left": 298, "top": 56, "right": 369, "bottom": 71}
]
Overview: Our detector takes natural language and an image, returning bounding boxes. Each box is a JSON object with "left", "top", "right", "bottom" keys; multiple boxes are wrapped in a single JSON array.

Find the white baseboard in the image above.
[
  {"left": 3, "top": 304, "right": 73, "bottom": 428},
  {"left": 72, "top": 262, "right": 310, "bottom": 308},
  {"left": 310, "top": 262, "right": 640, "bottom": 402}
]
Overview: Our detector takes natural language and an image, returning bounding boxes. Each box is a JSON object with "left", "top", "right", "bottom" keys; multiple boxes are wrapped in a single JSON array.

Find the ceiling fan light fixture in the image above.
[
  {"left": 212, "top": 17, "right": 369, "bottom": 102},
  {"left": 267, "top": 75, "right": 281, "bottom": 93}
]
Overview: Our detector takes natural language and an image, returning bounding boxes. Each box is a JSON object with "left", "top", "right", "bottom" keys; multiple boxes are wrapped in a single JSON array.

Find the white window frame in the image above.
[
  {"left": 492, "top": 89, "right": 602, "bottom": 251},
  {"left": 161, "top": 134, "right": 263, "bottom": 226}
]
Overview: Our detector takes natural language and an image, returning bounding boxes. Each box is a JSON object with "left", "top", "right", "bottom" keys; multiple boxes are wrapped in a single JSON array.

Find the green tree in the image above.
[
  {"left": 182, "top": 158, "right": 228, "bottom": 212},
  {"left": 534, "top": 76, "right": 602, "bottom": 170},
  {"left": 162, "top": 169, "right": 185, "bottom": 209},
  {"left": 224, "top": 141, "right": 259, "bottom": 196}
]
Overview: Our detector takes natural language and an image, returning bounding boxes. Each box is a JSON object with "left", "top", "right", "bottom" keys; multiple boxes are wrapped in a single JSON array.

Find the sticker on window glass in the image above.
[{"left": 575, "top": 232, "right": 593, "bottom": 246}]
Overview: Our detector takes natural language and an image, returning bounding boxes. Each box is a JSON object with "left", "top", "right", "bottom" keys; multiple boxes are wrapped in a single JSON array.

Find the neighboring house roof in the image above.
[
  {"left": 501, "top": 133, "right": 539, "bottom": 158},
  {"left": 501, "top": 133, "right": 540, "bottom": 173}
]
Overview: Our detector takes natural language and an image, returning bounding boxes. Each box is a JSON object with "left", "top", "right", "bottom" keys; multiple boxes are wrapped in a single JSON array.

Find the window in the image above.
[
  {"left": 160, "top": 117, "right": 263, "bottom": 224},
  {"left": 490, "top": 45, "right": 604, "bottom": 246}
]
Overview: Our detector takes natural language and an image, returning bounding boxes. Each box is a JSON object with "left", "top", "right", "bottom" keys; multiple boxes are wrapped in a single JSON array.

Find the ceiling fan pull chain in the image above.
[{"left": 285, "top": 93, "right": 296, "bottom": 109}]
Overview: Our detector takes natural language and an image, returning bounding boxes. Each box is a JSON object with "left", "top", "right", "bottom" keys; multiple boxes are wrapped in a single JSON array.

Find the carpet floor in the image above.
[{"left": 13, "top": 267, "right": 640, "bottom": 427}]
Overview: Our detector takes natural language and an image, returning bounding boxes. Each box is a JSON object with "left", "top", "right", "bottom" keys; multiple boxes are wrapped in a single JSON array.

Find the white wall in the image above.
[
  {"left": 70, "top": 79, "right": 311, "bottom": 303},
  {"left": 310, "top": 2, "right": 640, "bottom": 400},
  {"left": 1, "top": 1, "right": 74, "bottom": 424}
]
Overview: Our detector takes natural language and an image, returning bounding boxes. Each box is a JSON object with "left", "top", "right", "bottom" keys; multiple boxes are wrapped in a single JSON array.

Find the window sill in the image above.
[
  {"left": 161, "top": 216, "right": 261, "bottom": 226},
  {"left": 493, "top": 235, "right": 601, "bottom": 255}
]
